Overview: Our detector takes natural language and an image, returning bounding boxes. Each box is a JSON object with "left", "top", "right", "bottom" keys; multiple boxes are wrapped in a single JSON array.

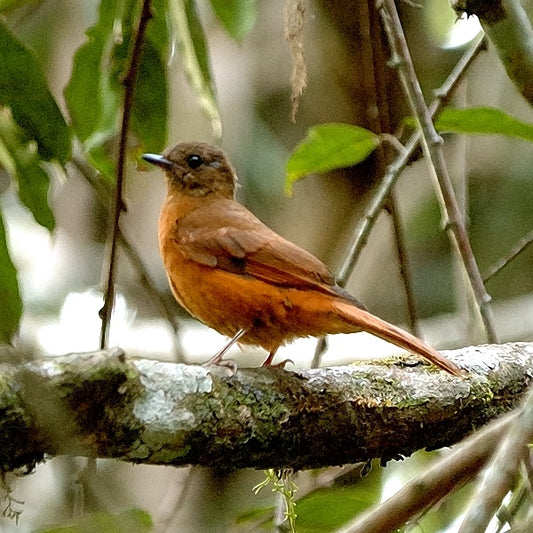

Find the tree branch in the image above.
[
  {"left": 459, "top": 373, "right": 533, "bottom": 533},
  {"left": 484, "top": 227, "right": 533, "bottom": 283},
  {"left": 71, "top": 154, "right": 183, "bottom": 357},
  {"left": 311, "top": 35, "right": 486, "bottom": 367},
  {"left": 378, "top": 0, "right": 498, "bottom": 343},
  {"left": 338, "top": 412, "right": 516, "bottom": 533},
  {"left": 334, "top": 32, "right": 486, "bottom": 288},
  {"left": 1, "top": 343, "right": 532, "bottom": 473},
  {"left": 99, "top": 0, "right": 153, "bottom": 349},
  {"left": 453, "top": 0, "right": 533, "bottom": 106}
]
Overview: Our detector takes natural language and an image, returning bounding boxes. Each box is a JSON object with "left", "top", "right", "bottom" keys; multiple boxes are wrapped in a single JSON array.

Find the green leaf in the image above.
[
  {"left": 131, "top": 39, "right": 168, "bottom": 155},
  {"left": 294, "top": 485, "right": 377, "bottom": 532},
  {"left": 64, "top": 1, "right": 116, "bottom": 143},
  {"left": 148, "top": 0, "right": 171, "bottom": 55},
  {"left": 64, "top": 0, "right": 121, "bottom": 179},
  {"left": 169, "top": 0, "right": 222, "bottom": 139},
  {"left": 65, "top": 0, "right": 169, "bottom": 179},
  {"left": 209, "top": 0, "right": 257, "bottom": 42},
  {"left": 0, "top": 0, "right": 39, "bottom": 13},
  {"left": 235, "top": 485, "right": 378, "bottom": 532},
  {"left": 123, "top": 0, "right": 168, "bottom": 155},
  {"left": 136, "top": 0, "right": 170, "bottom": 154},
  {"left": 33, "top": 509, "right": 153, "bottom": 533},
  {"left": 237, "top": 466, "right": 382, "bottom": 532},
  {"left": 435, "top": 107, "right": 533, "bottom": 142},
  {"left": 0, "top": 210, "right": 22, "bottom": 344},
  {"left": 14, "top": 160, "right": 55, "bottom": 231},
  {"left": 0, "top": 108, "right": 55, "bottom": 231},
  {"left": 0, "top": 21, "right": 70, "bottom": 163},
  {"left": 286, "top": 123, "right": 380, "bottom": 193}
]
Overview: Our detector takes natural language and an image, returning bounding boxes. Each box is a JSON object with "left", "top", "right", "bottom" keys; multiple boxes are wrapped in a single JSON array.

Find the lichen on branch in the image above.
[{"left": 0, "top": 343, "right": 531, "bottom": 473}]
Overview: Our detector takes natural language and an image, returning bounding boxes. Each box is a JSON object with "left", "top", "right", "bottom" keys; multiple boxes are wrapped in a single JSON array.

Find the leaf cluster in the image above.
[
  {"left": 2, "top": 1, "right": 533, "bottom": 348},
  {"left": 1, "top": 4, "right": 533, "bottom": 530},
  {"left": 0, "top": 0, "right": 256, "bottom": 344}
]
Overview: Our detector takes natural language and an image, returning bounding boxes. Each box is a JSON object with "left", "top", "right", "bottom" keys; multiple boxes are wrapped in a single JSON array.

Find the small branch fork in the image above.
[
  {"left": 338, "top": 412, "right": 516, "bottom": 533},
  {"left": 484, "top": 227, "right": 533, "bottom": 283},
  {"left": 337, "top": 33, "right": 485, "bottom": 287},
  {"left": 99, "top": 0, "right": 153, "bottom": 350},
  {"left": 378, "top": 1, "right": 498, "bottom": 343},
  {"left": 458, "top": 382, "right": 533, "bottom": 533},
  {"left": 312, "top": 33, "right": 486, "bottom": 368}
]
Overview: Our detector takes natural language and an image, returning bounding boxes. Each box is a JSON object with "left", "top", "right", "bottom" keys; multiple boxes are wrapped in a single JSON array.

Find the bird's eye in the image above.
[{"left": 186, "top": 154, "right": 203, "bottom": 169}]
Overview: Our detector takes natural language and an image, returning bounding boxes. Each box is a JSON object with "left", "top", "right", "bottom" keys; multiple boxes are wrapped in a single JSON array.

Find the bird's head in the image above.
[{"left": 142, "top": 142, "right": 238, "bottom": 199}]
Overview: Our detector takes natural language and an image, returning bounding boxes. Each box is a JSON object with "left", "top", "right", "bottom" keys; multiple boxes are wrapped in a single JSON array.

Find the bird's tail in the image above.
[{"left": 333, "top": 300, "right": 463, "bottom": 376}]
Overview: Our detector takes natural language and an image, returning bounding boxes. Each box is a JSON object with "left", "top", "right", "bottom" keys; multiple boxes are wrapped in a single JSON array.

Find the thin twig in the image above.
[
  {"left": 311, "top": 336, "right": 327, "bottom": 368},
  {"left": 378, "top": 2, "right": 498, "bottom": 342},
  {"left": 312, "top": 34, "right": 486, "bottom": 367},
  {"left": 369, "top": 3, "right": 421, "bottom": 339},
  {"left": 71, "top": 155, "right": 182, "bottom": 358},
  {"left": 99, "top": 0, "right": 153, "bottom": 349},
  {"left": 337, "top": 412, "right": 516, "bottom": 533},
  {"left": 494, "top": 460, "right": 531, "bottom": 533},
  {"left": 458, "top": 382, "right": 533, "bottom": 532},
  {"left": 336, "top": 32, "right": 486, "bottom": 286},
  {"left": 314, "top": 4, "right": 421, "bottom": 366},
  {"left": 386, "top": 194, "right": 420, "bottom": 336},
  {"left": 484, "top": 228, "right": 533, "bottom": 283}
]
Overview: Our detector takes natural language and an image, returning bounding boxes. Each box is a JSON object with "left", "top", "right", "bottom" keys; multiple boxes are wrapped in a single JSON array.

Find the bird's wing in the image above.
[
  {"left": 174, "top": 200, "right": 349, "bottom": 296},
  {"left": 179, "top": 227, "right": 337, "bottom": 289}
]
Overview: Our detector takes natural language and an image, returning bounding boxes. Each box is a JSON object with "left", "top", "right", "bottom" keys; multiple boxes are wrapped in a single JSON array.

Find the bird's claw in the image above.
[
  {"left": 203, "top": 354, "right": 238, "bottom": 375},
  {"left": 262, "top": 358, "right": 294, "bottom": 369}
]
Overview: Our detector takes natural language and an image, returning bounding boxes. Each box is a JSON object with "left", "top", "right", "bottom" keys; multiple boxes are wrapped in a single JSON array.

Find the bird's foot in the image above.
[
  {"left": 204, "top": 353, "right": 238, "bottom": 374},
  {"left": 203, "top": 329, "right": 247, "bottom": 374},
  {"left": 261, "top": 357, "right": 294, "bottom": 369}
]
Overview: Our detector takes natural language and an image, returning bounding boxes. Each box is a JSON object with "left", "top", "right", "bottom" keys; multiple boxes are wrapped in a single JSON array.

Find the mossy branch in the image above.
[{"left": 0, "top": 343, "right": 532, "bottom": 473}]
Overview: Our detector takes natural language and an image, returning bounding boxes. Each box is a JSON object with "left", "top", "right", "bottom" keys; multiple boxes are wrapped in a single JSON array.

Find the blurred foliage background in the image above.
[{"left": 1, "top": 0, "right": 533, "bottom": 531}]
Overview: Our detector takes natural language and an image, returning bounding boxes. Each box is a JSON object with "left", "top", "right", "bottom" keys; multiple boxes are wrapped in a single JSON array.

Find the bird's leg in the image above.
[
  {"left": 261, "top": 349, "right": 277, "bottom": 366},
  {"left": 261, "top": 348, "right": 293, "bottom": 369},
  {"left": 205, "top": 328, "right": 246, "bottom": 370}
]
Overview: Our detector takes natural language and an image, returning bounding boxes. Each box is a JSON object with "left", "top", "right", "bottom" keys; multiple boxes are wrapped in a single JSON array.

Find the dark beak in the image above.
[{"left": 142, "top": 153, "right": 173, "bottom": 170}]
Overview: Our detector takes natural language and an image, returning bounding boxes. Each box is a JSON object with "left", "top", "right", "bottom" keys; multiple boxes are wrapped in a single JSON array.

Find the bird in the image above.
[{"left": 142, "top": 141, "right": 463, "bottom": 376}]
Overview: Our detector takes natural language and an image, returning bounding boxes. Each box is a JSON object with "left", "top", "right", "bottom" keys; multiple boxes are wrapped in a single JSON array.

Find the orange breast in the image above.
[
  {"left": 160, "top": 240, "right": 358, "bottom": 350},
  {"left": 158, "top": 193, "right": 361, "bottom": 352}
]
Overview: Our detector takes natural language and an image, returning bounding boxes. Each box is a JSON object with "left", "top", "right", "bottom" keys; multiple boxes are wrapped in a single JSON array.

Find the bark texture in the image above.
[{"left": 0, "top": 342, "right": 531, "bottom": 472}]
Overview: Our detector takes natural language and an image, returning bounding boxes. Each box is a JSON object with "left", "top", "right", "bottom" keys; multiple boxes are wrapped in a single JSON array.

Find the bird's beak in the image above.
[{"left": 142, "top": 153, "right": 173, "bottom": 170}]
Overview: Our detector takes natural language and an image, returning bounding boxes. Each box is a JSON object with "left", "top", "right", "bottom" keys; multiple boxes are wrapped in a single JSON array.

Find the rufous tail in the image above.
[{"left": 334, "top": 301, "right": 463, "bottom": 376}]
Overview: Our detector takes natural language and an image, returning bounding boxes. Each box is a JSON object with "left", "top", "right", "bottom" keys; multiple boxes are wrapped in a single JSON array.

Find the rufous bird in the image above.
[{"left": 142, "top": 142, "right": 462, "bottom": 376}]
